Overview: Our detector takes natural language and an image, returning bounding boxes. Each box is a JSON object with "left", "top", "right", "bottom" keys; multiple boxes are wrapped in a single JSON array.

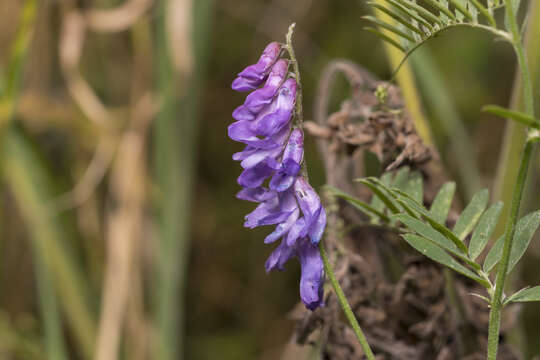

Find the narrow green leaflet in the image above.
[
  {"left": 504, "top": 286, "right": 540, "bottom": 305},
  {"left": 429, "top": 182, "right": 456, "bottom": 224},
  {"left": 392, "top": 188, "right": 467, "bottom": 253},
  {"left": 365, "top": 0, "right": 498, "bottom": 76},
  {"left": 364, "top": 177, "right": 467, "bottom": 253},
  {"left": 364, "top": 27, "right": 406, "bottom": 52},
  {"left": 391, "top": 167, "right": 410, "bottom": 190},
  {"left": 450, "top": 0, "right": 468, "bottom": 21},
  {"left": 468, "top": 202, "right": 503, "bottom": 260},
  {"left": 395, "top": 214, "right": 460, "bottom": 254},
  {"left": 402, "top": 171, "right": 423, "bottom": 204},
  {"left": 402, "top": 234, "right": 485, "bottom": 285},
  {"left": 326, "top": 185, "right": 390, "bottom": 223},
  {"left": 483, "top": 105, "right": 540, "bottom": 130},
  {"left": 484, "top": 209, "right": 540, "bottom": 274},
  {"left": 507, "top": 210, "right": 540, "bottom": 273},
  {"left": 483, "top": 235, "right": 503, "bottom": 273},
  {"left": 357, "top": 178, "right": 400, "bottom": 214},
  {"left": 452, "top": 189, "right": 489, "bottom": 240},
  {"left": 370, "top": 172, "right": 393, "bottom": 213},
  {"left": 363, "top": 15, "right": 416, "bottom": 42}
]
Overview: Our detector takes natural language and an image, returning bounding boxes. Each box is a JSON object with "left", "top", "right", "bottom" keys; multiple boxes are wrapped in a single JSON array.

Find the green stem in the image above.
[
  {"left": 285, "top": 23, "right": 309, "bottom": 180},
  {"left": 319, "top": 242, "right": 375, "bottom": 360},
  {"left": 285, "top": 23, "right": 303, "bottom": 127},
  {"left": 487, "top": 141, "right": 532, "bottom": 360},
  {"left": 487, "top": 2, "right": 536, "bottom": 358}
]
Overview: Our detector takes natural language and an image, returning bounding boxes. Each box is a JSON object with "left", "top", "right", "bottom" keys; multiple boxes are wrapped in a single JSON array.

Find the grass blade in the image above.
[
  {"left": 153, "top": 1, "right": 215, "bottom": 359},
  {"left": 3, "top": 129, "right": 95, "bottom": 359}
]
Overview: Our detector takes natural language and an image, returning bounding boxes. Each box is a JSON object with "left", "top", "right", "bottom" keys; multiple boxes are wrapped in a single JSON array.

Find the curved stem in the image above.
[
  {"left": 487, "top": 2, "right": 536, "bottom": 358},
  {"left": 319, "top": 242, "right": 376, "bottom": 360}
]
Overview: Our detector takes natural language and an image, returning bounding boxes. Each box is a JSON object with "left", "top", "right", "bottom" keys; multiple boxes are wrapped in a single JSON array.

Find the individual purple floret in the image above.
[
  {"left": 270, "top": 129, "right": 303, "bottom": 192},
  {"left": 233, "top": 59, "right": 289, "bottom": 121},
  {"left": 294, "top": 177, "right": 327, "bottom": 244},
  {"left": 252, "top": 79, "right": 296, "bottom": 137},
  {"left": 229, "top": 40, "right": 326, "bottom": 310},
  {"left": 265, "top": 233, "right": 324, "bottom": 310},
  {"left": 231, "top": 42, "right": 281, "bottom": 92},
  {"left": 228, "top": 79, "right": 297, "bottom": 143}
]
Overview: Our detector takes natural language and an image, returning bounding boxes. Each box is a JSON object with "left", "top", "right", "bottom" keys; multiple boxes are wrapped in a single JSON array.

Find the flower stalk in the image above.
[
  {"left": 319, "top": 242, "right": 376, "bottom": 360},
  {"left": 284, "top": 23, "right": 310, "bottom": 181}
]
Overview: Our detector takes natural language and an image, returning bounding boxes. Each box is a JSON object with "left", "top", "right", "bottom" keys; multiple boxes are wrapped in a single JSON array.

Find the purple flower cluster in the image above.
[{"left": 229, "top": 42, "right": 326, "bottom": 310}]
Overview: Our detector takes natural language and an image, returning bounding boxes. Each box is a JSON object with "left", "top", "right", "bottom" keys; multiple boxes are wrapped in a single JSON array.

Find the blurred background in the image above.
[{"left": 1, "top": 0, "right": 540, "bottom": 359}]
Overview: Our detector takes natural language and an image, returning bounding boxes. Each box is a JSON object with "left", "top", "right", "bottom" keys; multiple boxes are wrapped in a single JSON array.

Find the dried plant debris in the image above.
[
  {"left": 291, "top": 61, "right": 518, "bottom": 359},
  {"left": 304, "top": 60, "right": 431, "bottom": 172},
  {"left": 293, "top": 242, "right": 519, "bottom": 359}
]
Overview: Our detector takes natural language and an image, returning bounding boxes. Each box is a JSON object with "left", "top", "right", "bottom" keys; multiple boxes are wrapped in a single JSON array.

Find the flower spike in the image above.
[{"left": 228, "top": 35, "right": 326, "bottom": 310}]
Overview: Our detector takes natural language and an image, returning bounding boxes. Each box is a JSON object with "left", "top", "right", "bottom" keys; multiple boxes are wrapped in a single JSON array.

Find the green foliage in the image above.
[
  {"left": 483, "top": 210, "right": 540, "bottom": 274},
  {"left": 338, "top": 169, "right": 540, "bottom": 302},
  {"left": 364, "top": 0, "right": 505, "bottom": 72},
  {"left": 483, "top": 105, "right": 540, "bottom": 130},
  {"left": 483, "top": 235, "right": 503, "bottom": 273},
  {"left": 429, "top": 182, "right": 456, "bottom": 223},
  {"left": 452, "top": 189, "right": 489, "bottom": 240},
  {"left": 394, "top": 213, "right": 460, "bottom": 254},
  {"left": 469, "top": 202, "right": 503, "bottom": 260},
  {"left": 401, "top": 233, "right": 484, "bottom": 283},
  {"left": 326, "top": 185, "right": 390, "bottom": 222},
  {"left": 339, "top": 170, "right": 506, "bottom": 289},
  {"left": 506, "top": 210, "right": 540, "bottom": 273},
  {"left": 504, "top": 286, "right": 540, "bottom": 305}
]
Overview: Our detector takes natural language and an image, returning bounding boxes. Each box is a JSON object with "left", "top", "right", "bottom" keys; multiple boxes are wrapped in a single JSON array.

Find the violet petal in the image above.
[{"left": 297, "top": 238, "right": 325, "bottom": 310}]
